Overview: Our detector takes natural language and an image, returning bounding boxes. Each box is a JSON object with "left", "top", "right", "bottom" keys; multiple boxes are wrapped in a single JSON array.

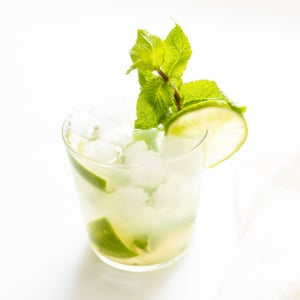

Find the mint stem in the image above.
[
  {"left": 157, "top": 68, "right": 182, "bottom": 111},
  {"left": 157, "top": 68, "right": 169, "bottom": 82}
]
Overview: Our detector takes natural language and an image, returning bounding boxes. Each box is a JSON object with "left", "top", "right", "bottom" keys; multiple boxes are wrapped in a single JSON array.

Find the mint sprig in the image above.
[
  {"left": 127, "top": 23, "right": 244, "bottom": 130},
  {"left": 127, "top": 24, "right": 189, "bottom": 129}
]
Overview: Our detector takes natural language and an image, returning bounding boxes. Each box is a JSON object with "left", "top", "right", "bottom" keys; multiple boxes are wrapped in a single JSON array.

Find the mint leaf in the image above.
[
  {"left": 134, "top": 235, "right": 150, "bottom": 251},
  {"left": 180, "top": 80, "right": 246, "bottom": 113},
  {"left": 162, "top": 24, "right": 191, "bottom": 80},
  {"left": 138, "top": 70, "right": 155, "bottom": 87},
  {"left": 127, "top": 29, "right": 165, "bottom": 74},
  {"left": 180, "top": 80, "right": 227, "bottom": 104},
  {"left": 135, "top": 77, "right": 176, "bottom": 129}
]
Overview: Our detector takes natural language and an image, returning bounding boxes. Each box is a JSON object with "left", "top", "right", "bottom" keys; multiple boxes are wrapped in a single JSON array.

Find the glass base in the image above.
[{"left": 91, "top": 247, "right": 188, "bottom": 272}]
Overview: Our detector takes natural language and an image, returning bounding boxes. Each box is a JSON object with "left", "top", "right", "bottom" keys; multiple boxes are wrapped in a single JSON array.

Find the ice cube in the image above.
[
  {"left": 69, "top": 112, "right": 98, "bottom": 140},
  {"left": 108, "top": 186, "right": 152, "bottom": 227},
  {"left": 88, "top": 110, "right": 133, "bottom": 147},
  {"left": 100, "top": 124, "right": 133, "bottom": 148},
  {"left": 107, "top": 186, "right": 160, "bottom": 234},
  {"left": 152, "top": 174, "right": 198, "bottom": 213},
  {"left": 83, "top": 140, "right": 122, "bottom": 163},
  {"left": 122, "top": 141, "right": 168, "bottom": 188},
  {"left": 110, "top": 186, "right": 149, "bottom": 209},
  {"left": 122, "top": 140, "right": 149, "bottom": 164}
]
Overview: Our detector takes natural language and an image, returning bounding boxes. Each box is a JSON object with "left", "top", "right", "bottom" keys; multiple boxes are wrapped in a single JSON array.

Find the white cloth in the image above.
[{"left": 218, "top": 152, "right": 300, "bottom": 299}]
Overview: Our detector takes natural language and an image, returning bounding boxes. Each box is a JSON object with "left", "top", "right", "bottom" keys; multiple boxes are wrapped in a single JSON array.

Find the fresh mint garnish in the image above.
[
  {"left": 127, "top": 23, "right": 190, "bottom": 129},
  {"left": 127, "top": 22, "right": 245, "bottom": 130}
]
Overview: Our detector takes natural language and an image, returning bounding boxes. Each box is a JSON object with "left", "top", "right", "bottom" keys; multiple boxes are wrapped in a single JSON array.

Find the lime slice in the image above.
[
  {"left": 87, "top": 217, "right": 138, "bottom": 259},
  {"left": 68, "top": 153, "right": 107, "bottom": 191},
  {"left": 166, "top": 100, "right": 248, "bottom": 167}
]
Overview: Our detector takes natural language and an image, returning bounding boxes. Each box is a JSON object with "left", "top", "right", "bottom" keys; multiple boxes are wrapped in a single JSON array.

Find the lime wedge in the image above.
[
  {"left": 166, "top": 100, "right": 248, "bottom": 167},
  {"left": 87, "top": 218, "right": 138, "bottom": 259},
  {"left": 68, "top": 153, "right": 107, "bottom": 191}
]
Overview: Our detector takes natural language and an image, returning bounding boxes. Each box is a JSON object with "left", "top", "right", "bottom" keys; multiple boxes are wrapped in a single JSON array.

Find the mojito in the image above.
[
  {"left": 62, "top": 22, "right": 247, "bottom": 272},
  {"left": 63, "top": 111, "right": 206, "bottom": 271}
]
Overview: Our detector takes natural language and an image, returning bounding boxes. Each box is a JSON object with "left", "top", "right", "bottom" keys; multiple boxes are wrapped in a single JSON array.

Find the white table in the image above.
[{"left": 1, "top": 1, "right": 300, "bottom": 299}]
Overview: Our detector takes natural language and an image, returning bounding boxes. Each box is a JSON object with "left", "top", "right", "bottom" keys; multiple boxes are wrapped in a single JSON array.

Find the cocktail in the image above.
[
  {"left": 63, "top": 112, "right": 207, "bottom": 271},
  {"left": 62, "top": 23, "right": 248, "bottom": 272}
]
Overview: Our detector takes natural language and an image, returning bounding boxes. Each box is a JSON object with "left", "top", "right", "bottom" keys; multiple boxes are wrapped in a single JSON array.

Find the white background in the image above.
[{"left": 1, "top": 0, "right": 300, "bottom": 299}]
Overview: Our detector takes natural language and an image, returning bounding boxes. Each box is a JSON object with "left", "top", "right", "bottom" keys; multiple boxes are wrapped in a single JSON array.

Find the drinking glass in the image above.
[{"left": 62, "top": 110, "right": 207, "bottom": 272}]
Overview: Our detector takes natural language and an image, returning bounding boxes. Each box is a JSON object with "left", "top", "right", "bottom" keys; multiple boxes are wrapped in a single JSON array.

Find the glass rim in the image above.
[{"left": 61, "top": 112, "right": 208, "bottom": 168}]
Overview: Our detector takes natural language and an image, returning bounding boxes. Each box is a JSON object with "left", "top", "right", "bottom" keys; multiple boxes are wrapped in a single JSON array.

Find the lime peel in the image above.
[
  {"left": 68, "top": 153, "right": 107, "bottom": 191},
  {"left": 88, "top": 218, "right": 138, "bottom": 259}
]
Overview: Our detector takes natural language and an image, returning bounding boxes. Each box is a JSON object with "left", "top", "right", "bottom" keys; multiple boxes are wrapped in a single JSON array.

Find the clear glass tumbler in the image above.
[{"left": 62, "top": 110, "right": 207, "bottom": 272}]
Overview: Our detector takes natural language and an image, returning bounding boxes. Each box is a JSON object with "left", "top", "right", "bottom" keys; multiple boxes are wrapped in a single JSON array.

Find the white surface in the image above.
[{"left": 1, "top": 1, "right": 300, "bottom": 299}]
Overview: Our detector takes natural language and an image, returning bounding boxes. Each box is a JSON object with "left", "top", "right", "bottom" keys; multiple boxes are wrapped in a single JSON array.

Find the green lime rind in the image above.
[
  {"left": 166, "top": 100, "right": 231, "bottom": 134},
  {"left": 182, "top": 98, "right": 247, "bottom": 114},
  {"left": 182, "top": 98, "right": 228, "bottom": 109},
  {"left": 87, "top": 218, "right": 138, "bottom": 259},
  {"left": 166, "top": 100, "right": 248, "bottom": 168},
  {"left": 68, "top": 153, "right": 107, "bottom": 191},
  {"left": 170, "top": 100, "right": 248, "bottom": 132}
]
